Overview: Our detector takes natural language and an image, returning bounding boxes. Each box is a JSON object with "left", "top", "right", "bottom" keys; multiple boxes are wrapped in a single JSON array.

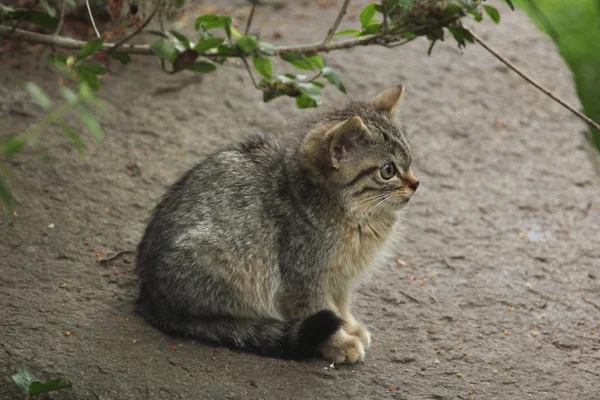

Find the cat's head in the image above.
[{"left": 300, "top": 86, "right": 418, "bottom": 216}]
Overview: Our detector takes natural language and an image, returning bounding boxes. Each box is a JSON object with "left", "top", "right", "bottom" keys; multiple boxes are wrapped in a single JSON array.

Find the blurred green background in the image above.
[{"left": 513, "top": 0, "right": 600, "bottom": 150}]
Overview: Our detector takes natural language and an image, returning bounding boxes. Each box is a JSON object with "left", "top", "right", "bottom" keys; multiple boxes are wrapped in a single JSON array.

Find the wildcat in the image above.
[{"left": 135, "top": 86, "right": 419, "bottom": 364}]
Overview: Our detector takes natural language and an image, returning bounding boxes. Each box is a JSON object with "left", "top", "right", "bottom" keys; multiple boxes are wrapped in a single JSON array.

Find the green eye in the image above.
[{"left": 380, "top": 162, "right": 396, "bottom": 180}]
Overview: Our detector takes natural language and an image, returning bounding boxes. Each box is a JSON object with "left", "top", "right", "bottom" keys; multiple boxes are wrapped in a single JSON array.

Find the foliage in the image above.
[
  {"left": 512, "top": 0, "right": 600, "bottom": 152},
  {"left": 11, "top": 368, "right": 72, "bottom": 397},
  {"left": 0, "top": 0, "right": 508, "bottom": 209}
]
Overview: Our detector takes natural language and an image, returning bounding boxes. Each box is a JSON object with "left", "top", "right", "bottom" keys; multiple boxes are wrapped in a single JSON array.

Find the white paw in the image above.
[
  {"left": 346, "top": 323, "right": 371, "bottom": 348},
  {"left": 319, "top": 329, "right": 365, "bottom": 364}
]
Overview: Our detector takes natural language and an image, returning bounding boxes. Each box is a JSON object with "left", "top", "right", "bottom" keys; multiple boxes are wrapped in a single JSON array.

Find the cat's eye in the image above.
[{"left": 380, "top": 162, "right": 396, "bottom": 180}]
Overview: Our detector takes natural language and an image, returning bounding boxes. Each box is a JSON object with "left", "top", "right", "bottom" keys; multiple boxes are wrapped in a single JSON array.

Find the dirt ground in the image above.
[{"left": 1, "top": 1, "right": 599, "bottom": 399}]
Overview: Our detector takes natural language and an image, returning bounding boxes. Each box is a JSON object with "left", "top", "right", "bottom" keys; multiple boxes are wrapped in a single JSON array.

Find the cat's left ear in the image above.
[
  {"left": 328, "top": 116, "right": 371, "bottom": 169},
  {"left": 369, "top": 85, "right": 405, "bottom": 118}
]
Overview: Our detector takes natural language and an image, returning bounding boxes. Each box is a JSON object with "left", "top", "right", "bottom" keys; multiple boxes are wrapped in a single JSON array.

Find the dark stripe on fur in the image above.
[{"left": 345, "top": 166, "right": 379, "bottom": 187}]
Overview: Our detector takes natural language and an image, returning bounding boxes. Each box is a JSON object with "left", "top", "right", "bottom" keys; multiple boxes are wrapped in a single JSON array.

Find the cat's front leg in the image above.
[
  {"left": 344, "top": 320, "right": 371, "bottom": 349},
  {"left": 318, "top": 308, "right": 370, "bottom": 364},
  {"left": 318, "top": 327, "right": 365, "bottom": 364},
  {"left": 335, "top": 297, "right": 371, "bottom": 349}
]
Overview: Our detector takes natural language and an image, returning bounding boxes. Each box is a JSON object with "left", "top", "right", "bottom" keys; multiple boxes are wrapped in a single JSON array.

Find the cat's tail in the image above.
[{"left": 137, "top": 303, "right": 342, "bottom": 359}]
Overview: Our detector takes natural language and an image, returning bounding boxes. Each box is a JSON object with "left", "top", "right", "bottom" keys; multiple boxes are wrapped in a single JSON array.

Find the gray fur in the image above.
[{"left": 135, "top": 89, "right": 416, "bottom": 361}]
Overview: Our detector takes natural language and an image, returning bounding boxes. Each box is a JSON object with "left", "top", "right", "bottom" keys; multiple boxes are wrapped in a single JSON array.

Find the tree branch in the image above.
[
  {"left": 0, "top": 24, "right": 389, "bottom": 55},
  {"left": 54, "top": 0, "right": 66, "bottom": 36},
  {"left": 244, "top": 1, "right": 257, "bottom": 35},
  {"left": 241, "top": 56, "right": 260, "bottom": 89},
  {"left": 468, "top": 29, "right": 600, "bottom": 133},
  {"left": 322, "top": 0, "right": 350, "bottom": 46},
  {"left": 108, "top": 5, "right": 159, "bottom": 54},
  {"left": 85, "top": 0, "right": 101, "bottom": 38}
]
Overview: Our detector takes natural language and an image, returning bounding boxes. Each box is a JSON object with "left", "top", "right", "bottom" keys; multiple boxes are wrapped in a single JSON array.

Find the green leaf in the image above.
[
  {"left": 252, "top": 55, "right": 273, "bottom": 79},
  {"left": 360, "top": 3, "right": 377, "bottom": 29},
  {"left": 504, "top": 0, "right": 515, "bottom": 11},
  {"left": 78, "top": 38, "right": 104, "bottom": 59},
  {"left": 62, "top": 125, "right": 85, "bottom": 154},
  {"left": 150, "top": 39, "right": 176, "bottom": 60},
  {"left": 77, "top": 106, "right": 103, "bottom": 142},
  {"left": 483, "top": 5, "right": 500, "bottom": 24},
  {"left": 322, "top": 67, "right": 347, "bottom": 93},
  {"left": 236, "top": 35, "right": 258, "bottom": 54},
  {"left": 58, "top": 86, "right": 78, "bottom": 104},
  {"left": 360, "top": 23, "right": 380, "bottom": 36},
  {"left": 170, "top": 30, "right": 191, "bottom": 49},
  {"left": 25, "top": 82, "right": 52, "bottom": 111},
  {"left": 173, "top": 0, "right": 184, "bottom": 7},
  {"left": 259, "top": 41, "right": 276, "bottom": 54},
  {"left": 187, "top": 61, "right": 217, "bottom": 73},
  {"left": 194, "top": 37, "right": 225, "bottom": 52},
  {"left": 297, "top": 83, "right": 321, "bottom": 98},
  {"left": 40, "top": 0, "right": 56, "bottom": 17},
  {"left": 111, "top": 52, "right": 131, "bottom": 65},
  {"left": 76, "top": 69, "right": 100, "bottom": 91},
  {"left": 306, "top": 54, "right": 324, "bottom": 69},
  {"left": 29, "top": 378, "right": 72, "bottom": 395},
  {"left": 296, "top": 94, "right": 318, "bottom": 109},
  {"left": 216, "top": 44, "right": 238, "bottom": 57},
  {"left": 76, "top": 62, "right": 105, "bottom": 76},
  {"left": 263, "top": 89, "right": 283, "bottom": 103},
  {"left": 0, "top": 176, "right": 13, "bottom": 210},
  {"left": 11, "top": 369, "right": 35, "bottom": 395},
  {"left": 11, "top": 9, "right": 59, "bottom": 29},
  {"left": 194, "top": 14, "right": 232, "bottom": 37},
  {"left": 310, "top": 81, "right": 325, "bottom": 88},
  {"left": 0, "top": 135, "right": 27, "bottom": 155},
  {"left": 281, "top": 53, "right": 314, "bottom": 71},
  {"left": 335, "top": 29, "right": 361, "bottom": 36},
  {"left": 470, "top": 8, "right": 483, "bottom": 22}
]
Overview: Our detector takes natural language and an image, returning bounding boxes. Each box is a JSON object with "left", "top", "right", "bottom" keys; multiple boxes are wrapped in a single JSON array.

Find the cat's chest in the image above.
[{"left": 330, "top": 215, "right": 398, "bottom": 278}]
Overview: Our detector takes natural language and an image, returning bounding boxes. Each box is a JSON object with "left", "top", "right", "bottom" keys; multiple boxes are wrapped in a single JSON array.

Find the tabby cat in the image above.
[{"left": 135, "top": 86, "right": 419, "bottom": 363}]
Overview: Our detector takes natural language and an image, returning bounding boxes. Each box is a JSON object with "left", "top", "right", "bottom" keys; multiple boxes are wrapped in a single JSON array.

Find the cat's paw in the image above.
[
  {"left": 319, "top": 329, "right": 365, "bottom": 364},
  {"left": 346, "top": 323, "right": 371, "bottom": 348}
]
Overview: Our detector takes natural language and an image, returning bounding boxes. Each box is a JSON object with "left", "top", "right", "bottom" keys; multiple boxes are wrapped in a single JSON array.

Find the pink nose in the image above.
[{"left": 403, "top": 171, "right": 420, "bottom": 192}]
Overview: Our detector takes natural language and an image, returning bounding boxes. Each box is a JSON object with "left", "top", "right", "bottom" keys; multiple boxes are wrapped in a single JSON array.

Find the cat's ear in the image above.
[
  {"left": 328, "top": 116, "right": 371, "bottom": 169},
  {"left": 369, "top": 85, "right": 405, "bottom": 118}
]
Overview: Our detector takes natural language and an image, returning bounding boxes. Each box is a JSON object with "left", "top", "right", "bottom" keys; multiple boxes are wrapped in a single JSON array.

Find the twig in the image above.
[
  {"left": 109, "top": 5, "right": 159, "bottom": 54},
  {"left": 381, "top": 0, "right": 388, "bottom": 33},
  {"left": 241, "top": 56, "right": 260, "bottom": 89},
  {"left": 244, "top": 1, "right": 257, "bottom": 36},
  {"left": 322, "top": 0, "right": 350, "bottom": 46},
  {"left": 54, "top": 0, "right": 66, "bottom": 36},
  {"left": 468, "top": 29, "right": 600, "bottom": 133},
  {"left": 307, "top": 70, "right": 323, "bottom": 83},
  {"left": 384, "top": 36, "right": 417, "bottom": 48},
  {"left": 0, "top": 25, "right": 386, "bottom": 55},
  {"left": 98, "top": 249, "right": 135, "bottom": 264},
  {"left": 85, "top": 0, "right": 101, "bottom": 38},
  {"left": 398, "top": 289, "right": 421, "bottom": 304},
  {"left": 581, "top": 296, "right": 600, "bottom": 313}
]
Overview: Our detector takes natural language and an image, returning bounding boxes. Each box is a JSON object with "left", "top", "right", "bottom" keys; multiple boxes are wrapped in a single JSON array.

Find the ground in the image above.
[{"left": 1, "top": 1, "right": 599, "bottom": 399}]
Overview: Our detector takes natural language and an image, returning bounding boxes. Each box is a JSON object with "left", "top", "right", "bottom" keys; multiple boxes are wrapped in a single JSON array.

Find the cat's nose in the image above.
[{"left": 403, "top": 171, "right": 420, "bottom": 192}]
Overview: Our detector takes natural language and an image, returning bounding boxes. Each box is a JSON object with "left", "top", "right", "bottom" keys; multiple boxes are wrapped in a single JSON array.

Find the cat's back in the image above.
[{"left": 139, "top": 134, "right": 285, "bottom": 254}]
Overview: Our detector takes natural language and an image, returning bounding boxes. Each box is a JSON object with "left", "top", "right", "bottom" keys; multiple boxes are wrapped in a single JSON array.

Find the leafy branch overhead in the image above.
[
  {"left": 1, "top": 0, "right": 506, "bottom": 110},
  {"left": 1, "top": 0, "right": 599, "bottom": 211}
]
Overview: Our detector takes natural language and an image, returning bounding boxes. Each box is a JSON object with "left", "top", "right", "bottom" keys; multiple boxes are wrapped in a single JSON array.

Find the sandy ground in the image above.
[{"left": 1, "top": 1, "right": 599, "bottom": 399}]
